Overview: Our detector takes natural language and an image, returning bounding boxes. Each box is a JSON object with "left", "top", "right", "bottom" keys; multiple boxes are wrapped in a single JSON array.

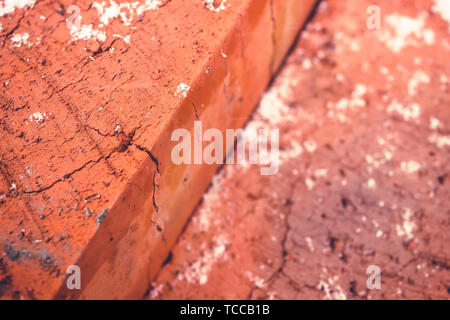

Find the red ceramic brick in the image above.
[{"left": 0, "top": 0, "right": 317, "bottom": 299}]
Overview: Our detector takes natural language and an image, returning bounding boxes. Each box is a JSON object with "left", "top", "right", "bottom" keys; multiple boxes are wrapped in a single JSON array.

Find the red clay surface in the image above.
[
  {"left": 0, "top": 0, "right": 316, "bottom": 299},
  {"left": 148, "top": 0, "right": 450, "bottom": 300}
]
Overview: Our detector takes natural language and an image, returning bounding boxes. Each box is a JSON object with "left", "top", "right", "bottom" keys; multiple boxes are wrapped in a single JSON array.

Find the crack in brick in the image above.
[
  {"left": 269, "top": 0, "right": 277, "bottom": 74},
  {"left": 191, "top": 101, "right": 200, "bottom": 120},
  {"left": 1, "top": 12, "right": 26, "bottom": 47},
  {"left": 23, "top": 152, "right": 113, "bottom": 194},
  {"left": 133, "top": 143, "right": 160, "bottom": 214}
]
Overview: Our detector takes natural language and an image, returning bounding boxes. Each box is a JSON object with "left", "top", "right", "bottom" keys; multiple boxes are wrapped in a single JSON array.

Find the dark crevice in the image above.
[
  {"left": 191, "top": 102, "right": 200, "bottom": 120},
  {"left": 133, "top": 143, "right": 160, "bottom": 214},
  {"left": 23, "top": 153, "right": 110, "bottom": 194},
  {"left": 1, "top": 13, "right": 26, "bottom": 48},
  {"left": 269, "top": 0, "right": 277, "bottom": 74},
  {"left": 266, "top": 0, "right": 321, "bottom": 88}
]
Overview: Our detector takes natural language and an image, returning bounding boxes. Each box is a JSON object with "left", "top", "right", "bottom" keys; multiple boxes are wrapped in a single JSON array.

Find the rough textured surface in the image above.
[
  {"left": 149, "top": 0, "right": 449, "bottom": 300},
  {"left": 0, "top": 0, "right": 317, "bottom": 299}
]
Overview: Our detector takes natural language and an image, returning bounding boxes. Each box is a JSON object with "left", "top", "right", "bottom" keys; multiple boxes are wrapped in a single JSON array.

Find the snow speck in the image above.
[
  {"left": 302, "top": 58, "right": 312, "bottom": 70},
  {"left": 25, "top": 166, "right": 33, "bottom": 176},
  {"left": 305, "top": 178, "right": 315, "bottom": 191},
  {"left": 428, "top": 133, "right": 450, "bottom": 149},
  {"left": 327, "top": 84, "right": 367, "bottom": 122},
  {"left": 257, "top": 90, "right": 292, "bottom": 125},
  {"left": 278, "top": 141, "right": 303, "bottom": 164},
  {"left": 408, "top": 70, "right": 430, "bottom": 96},
  {"left": 396, "top": 208, "right": 415, "bottom": 240},
  {"left": 148, "top": 283, "right": 163, "bottom": 300},
  {"left": 304, "top": 139, "right": 317, "bottom": 153},
  {"left": 113, "top": 33, "right": 131, "bottom": 43},
  {"left": 400, "top": 161, "right": 421, "bottom": 174},
  {"left": 305, "top": 237, "right": 315, "bottom": 252},
  {"left": 365, "top": 178, "right": 377, "bottom": 189},
  {"left": 175, "top": 83, "right": 190, "bottom": 98},
  {"left": 244, "top": 271, "right": 266, "bottom": 289},
  {"left": 387, "top": 100, "right": 420, "bottom": 121},
  {"left": 29, "top": 112, "right": 46, "bottom": 123},
  {"left": 193, "top": 172, "right": 228, "bottom": 232},
  {"left": 177, "top": 234, "right": 229, "bottom": 285},
  {"left": 429, "top": 117, "right": 441, "bottom": 130},
  {"left": 317, "top": 275, "right": 347, "bottom": 300}
]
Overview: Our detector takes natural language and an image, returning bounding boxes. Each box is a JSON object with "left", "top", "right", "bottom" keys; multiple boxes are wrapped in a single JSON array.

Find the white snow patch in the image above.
[
  {"left": 257, "top": 90, "right": 292, "bottom": 125},
  {"left": 433, "top": 0, "right": 450, "bottom": 31},
  {"left": 364, "top": 141, "right": 396, "bottom": 174},
  {"left": 396, "top": 208, "right": 415, "bottom": 240},
  {"left": 0, "top": 0, "right": 35, "bottom": 17},
  {"left": 29, "top": 112, "right": 46, "bottom": 123},
  {"left": 244, "top": 271, "right": 266, "bottom": 289},
  {"left": 70, "top": 24, "right": 107, "bottom": 42},
  {"left": 408, "top": 70, "right": 430, "bottom": 96},
  {"left": 428, "top": 133, "right": 450, "bottom": 149},
  {"left": 387, "top": 100, "right": 420, "bottom": 121},
  {"left": 175, "top": 83, "right": 190, "bottom": 98},
  {"left": 93, "top": 0, "right": 161, "bottom": 25},
  {"left": 304, "top": 139, "right": 317, "bottom": 153},
  {"left": 25, "top": 166, "right": 33, "bottom": 176},
  {"left": 305, "top": 236, "right": 314, "bottom": 252},
  {"left": 302, "top": 58, "right": 312, "bottom": 70},
  {"left": 10, "top": 32, "right": 30, "bottom": 47},
  {"left": 430, "top": 117, "right": 441, "bottom": 130},
  {"left": 327, "top": 84, "right": 367, "bottom": 122},
  {"left": 400, "top": 161, "right": 421, "bottom": 174},
  {"left": 193, "top": 172, "right": 228, "bottom": 232},
  {"left": 279, "top": 141, "right": 303, "bottom": 164},
  {"left": 203, "top": 0, "right": 229, "bottom": 12},
  {"left": 317, "top": 275, "right": 347, "bottom": 300},
  {"left": 177, "top": 234, "right": 229, "bottom": 285},
  {"left": 113, "top": 33, "right": 130, "bottom": 43},
  {"left": 305, "top": 178, "right": 315, "bottom": 191},
  {"left": 366, "top": 178, "right": 376, "bottom": 189},
  {"left": 69, "top": 0, "right": 160, "bottom": 42},
  {"left": 378, "top": 14, "right": 435, "bottom": 53},
  {"left": 148, "top": 283, "right": 163, "bottom": 299}
]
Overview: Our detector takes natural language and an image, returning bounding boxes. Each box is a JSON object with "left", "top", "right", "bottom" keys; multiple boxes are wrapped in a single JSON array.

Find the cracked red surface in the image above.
[
  {"left": 1, "top": 0, "right": 316, "bottom": 299},
  {"left": 149, "top": 0, "right": 449, "bottom": 300}
]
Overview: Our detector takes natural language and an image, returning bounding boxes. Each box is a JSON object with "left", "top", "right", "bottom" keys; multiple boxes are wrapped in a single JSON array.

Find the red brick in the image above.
[{"left": 0, "top": 0, "right": 316, "bottom": 299}]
